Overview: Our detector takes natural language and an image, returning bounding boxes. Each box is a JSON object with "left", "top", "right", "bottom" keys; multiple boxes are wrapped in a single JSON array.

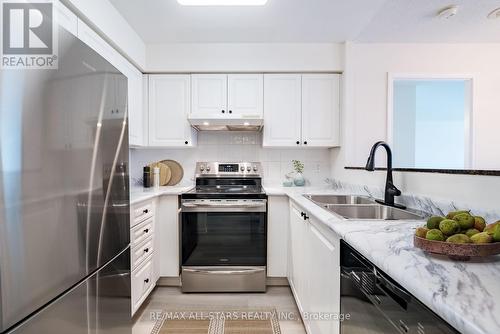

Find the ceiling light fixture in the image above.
[
  {"left": 177, "top": 0, "right": 268, "bottom": 6},
  {"left": 437, "top": 5, "right": 458, "bottom": 19},
  {"left": 487, "top": 7, "right": 500, "bottom": 19}
]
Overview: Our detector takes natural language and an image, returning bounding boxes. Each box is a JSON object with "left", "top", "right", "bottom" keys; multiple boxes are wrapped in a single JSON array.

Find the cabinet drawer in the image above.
[
  {"left": 131, "top": 217, "right": 154, "bottom": 248},
  {"left": 131, "top": 236, "right": 154, "bottom": 270},
  {"left": 131, "top": 255, "right": 154, "bottom": 310},
  {"left": 132, "top": 201, "right": 154, "bottom": 226}
]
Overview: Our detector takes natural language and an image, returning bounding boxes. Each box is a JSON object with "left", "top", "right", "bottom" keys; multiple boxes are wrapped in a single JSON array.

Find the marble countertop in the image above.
[
  {"left": 130, "top": 185, "right": 194, "bottom": 205},
  {"left": 129, "top": 184, "right": 499, "bottom": 333},
  {"left": 282, "top": 186, "right": 500, "bottom": 334}
]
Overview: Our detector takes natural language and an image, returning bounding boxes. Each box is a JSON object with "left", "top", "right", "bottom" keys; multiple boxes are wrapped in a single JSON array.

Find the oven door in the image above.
[
  {"left": 180, "top": 199, "right": 267, "bottom": 292},
  {"left": 181, "top": 199, "right": 267, "bottom": 267}
]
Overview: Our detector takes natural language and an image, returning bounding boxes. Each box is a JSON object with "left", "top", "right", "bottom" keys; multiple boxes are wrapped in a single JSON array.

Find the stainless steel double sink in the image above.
[{"left": 304, "top": 194, "right": 424, "bottom": 221}]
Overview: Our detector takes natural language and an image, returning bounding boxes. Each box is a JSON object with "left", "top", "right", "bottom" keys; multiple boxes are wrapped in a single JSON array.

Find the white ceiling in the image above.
[
  {"left": 357, "top": 0, "right": 500, "bottom": 43},
  {"left": 109, "top": 0, "right": 500, "bottom": 43}
]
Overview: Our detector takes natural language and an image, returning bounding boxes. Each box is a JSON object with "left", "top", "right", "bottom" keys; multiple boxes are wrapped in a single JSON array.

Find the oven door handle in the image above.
[{"left": 183, "top": 268, "right": 265, "bottom": 275}]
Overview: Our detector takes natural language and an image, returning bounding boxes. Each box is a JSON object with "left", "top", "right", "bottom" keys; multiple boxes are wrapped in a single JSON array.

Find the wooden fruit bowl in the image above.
[{"left": 414, "top": 236, "right": 500, "bottom": 261}]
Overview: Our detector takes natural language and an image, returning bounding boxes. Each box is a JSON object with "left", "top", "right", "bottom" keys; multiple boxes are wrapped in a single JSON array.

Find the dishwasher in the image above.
[{"left": 340, "top": 240, "right": 459, "bottom": 334}]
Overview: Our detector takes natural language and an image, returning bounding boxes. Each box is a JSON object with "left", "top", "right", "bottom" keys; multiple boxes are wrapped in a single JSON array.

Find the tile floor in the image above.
[{"left": 132, "top": 286, "right": 306, "bottom": 334}]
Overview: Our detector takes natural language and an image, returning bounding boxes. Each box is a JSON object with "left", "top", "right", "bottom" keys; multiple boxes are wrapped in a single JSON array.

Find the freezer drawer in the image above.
[{"left": 7, "top": 248, "right": 131, "bottom": 334}]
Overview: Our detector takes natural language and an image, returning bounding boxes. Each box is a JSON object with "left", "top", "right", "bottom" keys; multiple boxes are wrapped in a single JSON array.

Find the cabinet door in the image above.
[
  {"left": 263, "top": 74, "right": 302, "bottom": 147},
  {"left": 307, "top": 222, "right": 340, "bottom": 334},
  {"left": 302, "top": 74, "right": 341, "bottom": 147},
  {"left": 191, "top": 74, "right": 228, "bottom": 117},
  {"left": 126, "top": 66, "right": 144, "bottom": 146},
  {"left": 288, "top": 203, "right": 309, "bottom": 313},
  {"left": 227, "top": 74, "right": 263, "bottom": 117},
  {"left": 157, "top": 196, "right": 180, "bottom": 277},
  {"left": 267, "top": 196, "right": 289, "bottom": 277},
  {"left": 149, "top": 75, "right": 196, "bottom": 147}
]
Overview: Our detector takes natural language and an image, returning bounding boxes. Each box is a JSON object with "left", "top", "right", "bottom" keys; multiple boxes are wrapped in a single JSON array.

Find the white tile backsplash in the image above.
[{"left": 130, "top": 132, "right": 331, "bottom": 186}]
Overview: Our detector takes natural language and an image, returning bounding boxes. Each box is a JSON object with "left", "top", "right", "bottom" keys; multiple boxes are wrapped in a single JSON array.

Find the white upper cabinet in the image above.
[
  {"left": 302, "top": 74, "right": 341, "bottom": 147},
  {"left": 263, "top": 74, "right": 302, "bottom": 147},
  {"left": 191, "top": 74, "right": 228, "bottom": 117},
  {"left": 191, "top": 74, "right": 264, "bottom": 119},
  {"left": 126, "top": 65, "right": 144, "bottom": 146},
  {"left": 149, "top": 75, "right": 197, "bottom": 147},
  {"left": 263, "top": 73, "right": 341, "bottom": 148},
  {"left": 227, "top": 74, "right": 263, "bottom": 117}
]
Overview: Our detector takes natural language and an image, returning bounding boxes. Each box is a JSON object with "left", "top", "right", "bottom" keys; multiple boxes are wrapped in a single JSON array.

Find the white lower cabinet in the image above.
[
  {"left": 131, "top": 236, "right": 155, "bottom": 270},
  {"left": 130, "top": 199, "right": 158, "bottom": 316},
  {"left": 267, "top": 196, "right": 289, "bottom": 277},
  {"left": 289, "top": 201, "right": 340, "bottom": 334},
  {"left": 131, "top": 255, "right": 155, "bottom": 314},
  {"left": 156, "top": 196, "right": 180, "bottom": 277}
]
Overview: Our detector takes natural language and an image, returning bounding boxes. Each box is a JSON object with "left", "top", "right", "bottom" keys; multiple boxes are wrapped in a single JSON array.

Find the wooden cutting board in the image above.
[
  {"left": 148, "top": 162, "right": 172, "bottom": 186},
  {"left": 160, "top": 160, "right": 184, "bottom": 186}
]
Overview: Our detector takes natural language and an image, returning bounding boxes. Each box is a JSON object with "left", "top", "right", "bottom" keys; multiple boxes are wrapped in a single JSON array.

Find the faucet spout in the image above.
[{"left": 365, "top": 141, "right": 405, "bottom": 209}]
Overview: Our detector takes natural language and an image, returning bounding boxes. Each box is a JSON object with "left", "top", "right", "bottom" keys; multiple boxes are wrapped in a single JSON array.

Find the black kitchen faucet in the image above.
[{"left": 365, "top": 141, "right": 406, "bottom": 209}]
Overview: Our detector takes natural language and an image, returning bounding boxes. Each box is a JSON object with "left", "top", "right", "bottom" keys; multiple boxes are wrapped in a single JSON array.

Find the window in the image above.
[{"left": 389, "top": 76, "right": 473, "bottom": 169}]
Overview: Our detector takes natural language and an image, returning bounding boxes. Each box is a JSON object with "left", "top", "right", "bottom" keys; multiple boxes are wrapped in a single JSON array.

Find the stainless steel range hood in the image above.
[{"left": 188, "top": 117, "right": 263, "bottom": 131}]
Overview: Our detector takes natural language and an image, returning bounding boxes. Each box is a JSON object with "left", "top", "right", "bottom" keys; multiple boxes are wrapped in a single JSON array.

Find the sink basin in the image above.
[
  {"left": 304, "top": 194, "right": 375, "bottom": 205},
  {"left": 324, "top": 204, "right": 424, "bottom": 221}
]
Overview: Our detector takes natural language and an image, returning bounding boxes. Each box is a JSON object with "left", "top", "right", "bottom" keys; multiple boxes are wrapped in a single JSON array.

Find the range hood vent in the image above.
[{"left": 188, "top": 117, "right": 263, "bottom": 132}]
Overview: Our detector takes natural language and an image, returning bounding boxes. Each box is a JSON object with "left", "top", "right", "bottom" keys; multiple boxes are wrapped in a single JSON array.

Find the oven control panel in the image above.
[
  {"left": 196, "top": 162, "right": 262, "bottom": 177},
  {"left": 219, "top": 164, "right": 239, "bottom": 173}
]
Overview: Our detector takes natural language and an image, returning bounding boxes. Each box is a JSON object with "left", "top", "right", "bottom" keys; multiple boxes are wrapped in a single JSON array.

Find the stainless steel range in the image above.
[{"left": 180, "top": 162, "right": 267, "bottom": 292}]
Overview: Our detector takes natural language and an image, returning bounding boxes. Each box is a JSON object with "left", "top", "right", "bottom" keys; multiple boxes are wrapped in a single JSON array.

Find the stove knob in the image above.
[
  {"left": 240, "top": 166, "right": 245, "bottom": 172},
  {"left": 200, "top": 165, "right": 205, "bottom": 172},
  {"left": 206, "top": 166, "right": 211, "bottom": 172},
  {"left": 247, "top": 166, "right": 251, "bottom": 172},
  {"left": 253, "top": 165, "right": 258, "bottom": 172}
]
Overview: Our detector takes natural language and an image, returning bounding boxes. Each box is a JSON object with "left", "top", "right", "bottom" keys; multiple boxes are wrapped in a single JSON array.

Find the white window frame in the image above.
[{"left": 387, "top": 73, "right": 475, "bottom": 169}]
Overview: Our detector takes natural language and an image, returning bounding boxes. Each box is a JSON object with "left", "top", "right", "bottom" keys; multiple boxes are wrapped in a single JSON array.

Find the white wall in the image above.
[
  {"left": 146, "top": 43, "right": 344, "bottom": 72},
  {"left": 331, "top": 42, "right": 500, "bottom": 211},
  {"left": 343, "top": 42, "right": 500, "bottom": 169},
  {"left": 62, "top": 0, "right": 146, "bottom": 69},
  {"left": 130, "top": 132, "right": 330, "bottom": 187}
]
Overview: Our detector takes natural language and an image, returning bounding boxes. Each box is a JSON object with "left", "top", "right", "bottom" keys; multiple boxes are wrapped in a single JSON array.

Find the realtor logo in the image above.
[{"left": 1, "top": 0, "right": 58, "bottom": 69}]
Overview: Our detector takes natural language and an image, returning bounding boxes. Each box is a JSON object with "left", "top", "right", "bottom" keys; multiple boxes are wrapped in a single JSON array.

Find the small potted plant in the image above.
[{"left": 292, "top": 160, "right": 305, "bottom": 186}]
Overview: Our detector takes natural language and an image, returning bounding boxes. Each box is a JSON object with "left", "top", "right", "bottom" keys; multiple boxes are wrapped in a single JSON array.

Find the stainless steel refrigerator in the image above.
[{"left": 0, "top": 27, "right": 132, "bottom": 334}]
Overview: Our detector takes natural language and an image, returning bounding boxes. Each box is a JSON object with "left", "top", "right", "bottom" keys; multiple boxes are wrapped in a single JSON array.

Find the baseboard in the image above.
[
  {"left": 266, "top": 277, "right": 289, "bottom": 286},
  {"left": 156, "top": 276, "right": 181, "bottom": 287},
  {"left": 157, "top": 276, "right": 289, "bottom": 287}
]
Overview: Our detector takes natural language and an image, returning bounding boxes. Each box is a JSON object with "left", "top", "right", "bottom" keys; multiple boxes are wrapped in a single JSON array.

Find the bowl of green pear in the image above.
[{"left": 414, "top": 211, "right": 500, "bottom": 261}]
